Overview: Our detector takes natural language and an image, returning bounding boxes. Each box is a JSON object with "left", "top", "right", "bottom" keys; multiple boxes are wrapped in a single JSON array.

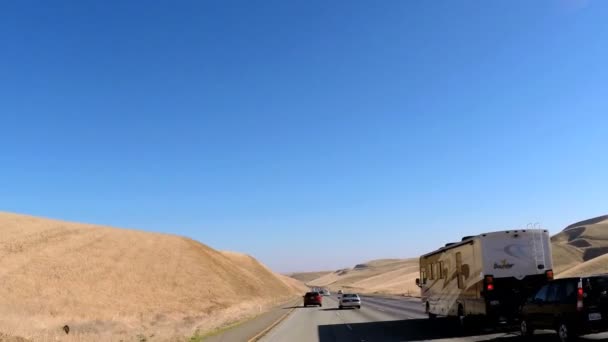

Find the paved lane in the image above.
[
  {"left": 261, "top": 295, "right": 438, "bottom": 342},
  {"left": 259, "top": 295, "right": 608, "bottom": 342},
  {"left": 357, "top": 295, "right": 426, "bottom": 319}
]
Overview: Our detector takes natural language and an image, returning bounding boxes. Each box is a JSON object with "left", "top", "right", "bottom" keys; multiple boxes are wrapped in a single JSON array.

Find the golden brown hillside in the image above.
[
  {"left": 287, "top": 271, "right": 333, "bottom": 283},
  {"left": 306, "top": 259, "right": 420, "bottom": 296},
  {"left": 557, "top": 253, "right": 608, "bottom": 278},
  {"left": 0, "top": 212, "right": 303, "bottom": 341},
  {"left": 300, "top": 215, "right": 608, "bottom": 297},
  {"left": 551, "top": 215, "right": 608, "bottom": 274}
]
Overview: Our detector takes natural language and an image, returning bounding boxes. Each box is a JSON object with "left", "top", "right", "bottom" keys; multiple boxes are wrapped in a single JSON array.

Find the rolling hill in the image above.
[
  {"left": 304, "top": 258, "right": 420, "bottom": 296},
  {"left": 558, "top": 253, "right": 608, "bottom": 278},
  {"left": 0, "top": 212, "right": 305, "bottom": 341},
  {"left": 297, "top": 214, "right": 608, "bottom": 296},
  {"left": 552, "top": 215, "right": 608, "bottom": 276},
  {"left": 286, "top": 271, "right": 333, "bottom": 283}
]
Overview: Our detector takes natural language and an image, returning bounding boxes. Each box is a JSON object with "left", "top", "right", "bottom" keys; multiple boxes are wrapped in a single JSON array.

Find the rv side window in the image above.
[
  {"left": 429, "top": 264, "right": 435, "bottom": 280},
  {"left": 439, "top": 261, "right": 444, "bottom": 279},
  {"left": 421, "top": 268, "right": 427, "bottom": 283}
]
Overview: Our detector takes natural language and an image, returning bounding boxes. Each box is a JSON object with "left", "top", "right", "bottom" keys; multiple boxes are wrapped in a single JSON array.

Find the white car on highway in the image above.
[{"left": 338, "top": 293, "right": 361, "bottom": 309}]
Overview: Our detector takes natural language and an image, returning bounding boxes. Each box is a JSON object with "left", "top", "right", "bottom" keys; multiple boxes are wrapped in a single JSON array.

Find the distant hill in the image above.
[
  {"left": 0, "top": 212, "right": 306, "bottom": 341},
  {"left": 297, "top": 214, "right": 608, "bottom": 296},
  {"left": 304, "top": 258, "right": 420, "bottom": 296},
  {"left": 552, "top": 215, "right": 608, "bottom": 275},
  {"left": 287, "top": 271, "right": 333, "bottom": 283},
  {"left": 558, "top": 253, "right": 608, "bottom": 278}
]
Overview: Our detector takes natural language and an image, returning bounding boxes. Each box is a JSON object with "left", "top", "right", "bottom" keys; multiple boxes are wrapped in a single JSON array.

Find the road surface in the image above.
[{"left": 259, "top": 295, "right": 608, "bottom": 342}]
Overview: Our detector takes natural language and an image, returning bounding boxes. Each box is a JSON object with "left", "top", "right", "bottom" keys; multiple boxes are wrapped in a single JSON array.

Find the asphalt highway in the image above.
[{"left": 258, "top": 295, "right": 608, "bottom": 342}]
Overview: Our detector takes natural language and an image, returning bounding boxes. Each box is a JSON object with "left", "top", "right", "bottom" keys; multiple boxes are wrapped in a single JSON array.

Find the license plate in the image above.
[
  {"left": 589, "top": 313, "right": 602, "bottom": 321},
  {"left": 490, "top": 300, "right": 500, "bottom": 306}
]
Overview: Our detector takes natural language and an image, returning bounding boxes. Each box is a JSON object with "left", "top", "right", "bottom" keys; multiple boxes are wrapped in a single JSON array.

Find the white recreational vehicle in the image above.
[{"left": 416, "top": 229, "right": 553, "bottom": 325}]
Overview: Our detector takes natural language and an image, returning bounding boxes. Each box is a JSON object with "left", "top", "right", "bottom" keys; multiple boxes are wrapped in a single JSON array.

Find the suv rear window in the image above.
[
  {"left": 559, "top": 280, "right": 577, "bottom": 303},
  {"left": 585, "top": 277, "right": 608, "bottom": 303},
  {"left": 306, "top": 292, "right": 319, "bottom": 296},
  {"left": 534, "top": 285, "right": 549, "bottom": 302}
]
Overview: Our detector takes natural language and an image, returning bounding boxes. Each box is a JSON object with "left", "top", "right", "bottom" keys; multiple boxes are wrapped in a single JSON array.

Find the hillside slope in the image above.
[
  {"left": 0, "top": 212, "right": 303, "bottom": 341},
  {"left": 558, "top": 253, "right": 608, "bottom": 278},
  {"left": 306, "top": 259, "right": 420, "bottom": 296},
  {"left": 300, "top": 215, "right": 608, "bottom": 296},
  {"left": 287, "top": 271, "right": 333, "bottom": 283},
  {"left": 551, "top": 216, "right": 608, "bottom": 274}
]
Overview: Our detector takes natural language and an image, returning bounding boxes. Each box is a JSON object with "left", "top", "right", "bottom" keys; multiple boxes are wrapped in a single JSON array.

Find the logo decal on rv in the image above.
[
  {"left": 494, "top": 259, "right": 514, "bottom": 269},
  {"left": 504, "top": 244, "right": 529, "bottom": 259}
]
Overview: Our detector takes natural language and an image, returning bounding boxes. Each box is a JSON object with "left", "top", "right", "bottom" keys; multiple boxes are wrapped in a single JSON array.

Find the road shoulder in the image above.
[{"left": 203, "top": 298, "right": 300, "bottom": 342}]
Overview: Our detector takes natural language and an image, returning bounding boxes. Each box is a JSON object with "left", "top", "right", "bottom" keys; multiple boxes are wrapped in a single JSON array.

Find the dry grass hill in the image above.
[
  {"left": 0, "top": 212, "right": 306, "bottom": 342},
  {"left": 286, "top": 271, "right": 333, "bottom": 283},
  {"left": 304, "top": 259, "right": 420, "bottom": 296},
  {"left": 558, "top": 253, "right": 608, "bottom": 278},
  {"left": 296, "top": 214, "right": 608, "bottom": 297},
  {"left": 553, "top": 215, "right": 608, "bottom": 275}
]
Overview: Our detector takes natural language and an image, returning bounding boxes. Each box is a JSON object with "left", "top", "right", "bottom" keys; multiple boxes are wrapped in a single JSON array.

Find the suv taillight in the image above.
[
  {"left": 577, "top": 280, "right": 584, "bottom": 311},
  {"left": 546, "top": 270, "right": 554, "bottom": 280}
]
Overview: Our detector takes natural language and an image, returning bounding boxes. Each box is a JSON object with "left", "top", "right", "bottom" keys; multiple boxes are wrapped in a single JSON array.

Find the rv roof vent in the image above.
[
  {"left": 444, "top": 242, "right": 456, "bottom": 247},
  {"left": 461, "top": 236, "right": 474, "bottom": 241}
]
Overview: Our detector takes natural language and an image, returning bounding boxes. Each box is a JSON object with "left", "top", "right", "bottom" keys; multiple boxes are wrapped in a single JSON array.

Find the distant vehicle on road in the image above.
[
  {"left": 323, "top": 289, "right": 330, "bottom": 296},
  {"left": 520, "top": 275, "right": 608, "bottom": 342},
  {"left": 416, "top": 229, "right": 553, "bottom": 326},
  {"left": 338, "top": 290, "right": 343, "bottom": 294},
  {"left": 303, "top": 292, "right": 322, "bottom": 307},
  {"left": 339, "top": 293, "right": 361, "bottom": 309}
]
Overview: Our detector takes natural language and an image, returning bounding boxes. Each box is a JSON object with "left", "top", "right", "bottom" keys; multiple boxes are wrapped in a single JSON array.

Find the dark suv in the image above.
[
  {"left": 303, "top": 292, "right": 322, "bottom": 307},
  {"left": 520, "top": 275, "right": 608, "bottom": 341}
]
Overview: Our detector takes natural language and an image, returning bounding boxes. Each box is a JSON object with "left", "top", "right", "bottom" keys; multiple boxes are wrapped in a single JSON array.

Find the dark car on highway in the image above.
[
  {"left": 520, "top": 275, "right": 608, "bottom": 342},
  {"left": 303, "top": 292, "right": 322, "bottom": 307}
]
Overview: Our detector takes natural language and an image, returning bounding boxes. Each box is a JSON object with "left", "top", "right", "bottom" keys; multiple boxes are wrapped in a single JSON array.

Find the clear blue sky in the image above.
[{"left": 1, "top": 1, "right": 607, "bottom": 272}]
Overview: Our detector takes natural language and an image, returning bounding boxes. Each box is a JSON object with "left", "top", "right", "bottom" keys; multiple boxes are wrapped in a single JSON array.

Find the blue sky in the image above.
[{"left": 1, "top": 1, "right": 607, "bottom": 272}]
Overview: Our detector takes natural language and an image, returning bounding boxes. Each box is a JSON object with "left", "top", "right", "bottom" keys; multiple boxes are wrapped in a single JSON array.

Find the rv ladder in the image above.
[{"left": 529, "top": 224, "right": 545, "bottom": 271}]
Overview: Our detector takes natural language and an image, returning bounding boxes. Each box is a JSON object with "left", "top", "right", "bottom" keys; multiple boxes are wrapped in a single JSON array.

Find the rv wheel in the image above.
[
  {"left": 426, "top": 304, "right": 436, "bottom": 319},
  {"left": 456, "top": 305, "right": 471, "bottom": 334},
  {"left": 458, "top": 306, "right": 465, "bottom": 326}
]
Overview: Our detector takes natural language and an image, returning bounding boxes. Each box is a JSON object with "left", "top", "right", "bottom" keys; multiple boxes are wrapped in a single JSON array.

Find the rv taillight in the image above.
[
  {"left": 545, "top": 270, "right": 554, "bottom": 280},
  {"left": 485, "top": 275, "right": 494, "bottom": 291},
  {"left": 577, "top": 283, "right": 584, "bottom": 311}
]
